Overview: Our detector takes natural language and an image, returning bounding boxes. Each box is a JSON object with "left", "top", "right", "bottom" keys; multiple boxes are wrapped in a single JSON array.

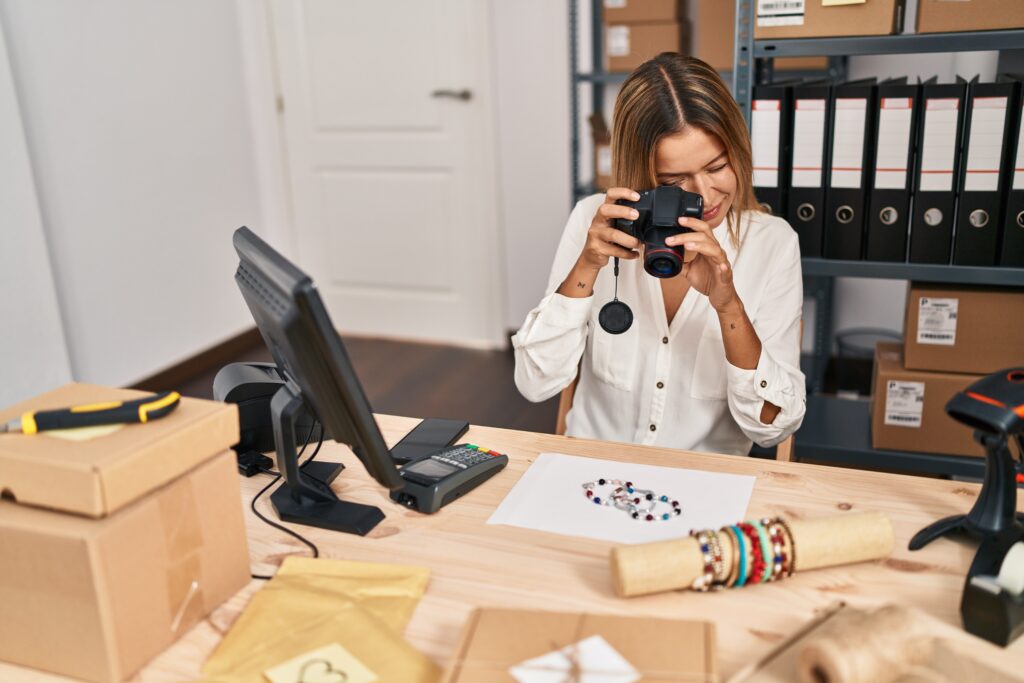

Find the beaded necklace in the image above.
[{"left": 581, "top": 478, "right": 682, "bottom": 521}]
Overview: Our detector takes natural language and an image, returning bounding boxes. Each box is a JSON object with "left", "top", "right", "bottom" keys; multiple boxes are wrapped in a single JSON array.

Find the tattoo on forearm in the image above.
[{"left": 730, "top": 323, "right": 736, "bottom": 330}]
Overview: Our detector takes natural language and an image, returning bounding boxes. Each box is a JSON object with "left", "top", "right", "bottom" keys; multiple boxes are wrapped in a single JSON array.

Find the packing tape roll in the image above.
[{"left": 997, "top": 542, "right": 1024, "bottom": 596}]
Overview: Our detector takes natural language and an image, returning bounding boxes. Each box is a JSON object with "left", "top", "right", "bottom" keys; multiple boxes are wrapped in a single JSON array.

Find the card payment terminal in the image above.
[{"left": 391, "top": 444, "right": 508, "bottom": 514}]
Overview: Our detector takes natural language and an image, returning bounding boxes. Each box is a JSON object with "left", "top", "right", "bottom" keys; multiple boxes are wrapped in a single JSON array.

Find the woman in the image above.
[{"left": 512, "top": 53, "right": 805, "bottom": 456}]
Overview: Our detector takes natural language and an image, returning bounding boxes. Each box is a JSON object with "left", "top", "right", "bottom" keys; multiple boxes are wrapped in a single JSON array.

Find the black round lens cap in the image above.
[{"left": 599, "top": 300, "right": 633, "bottom": 335}]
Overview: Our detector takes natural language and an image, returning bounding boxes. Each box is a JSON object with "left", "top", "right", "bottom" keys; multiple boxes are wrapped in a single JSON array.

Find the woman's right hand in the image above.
[{"left": 577, "top": 187, "right": 643, "bottom": 270}]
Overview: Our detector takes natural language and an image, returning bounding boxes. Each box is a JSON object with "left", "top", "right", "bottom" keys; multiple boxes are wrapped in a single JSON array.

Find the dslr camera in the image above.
[{"left": 615, "top": 186, "right": 704, "bottom": 278}]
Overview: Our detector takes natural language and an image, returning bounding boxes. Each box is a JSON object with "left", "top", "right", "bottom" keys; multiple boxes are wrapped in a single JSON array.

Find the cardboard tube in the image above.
[{"left": 611, "top": 512, "right": 894, "bottom": 598}]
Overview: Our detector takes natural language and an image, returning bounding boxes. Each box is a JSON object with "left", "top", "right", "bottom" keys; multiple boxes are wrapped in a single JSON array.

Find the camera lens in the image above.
[
  {"left": 643, "top": 248, "right": 681, "bottom": 279},
  {"left": 651, "top": 258, "right": 675, "bottom": 275}
]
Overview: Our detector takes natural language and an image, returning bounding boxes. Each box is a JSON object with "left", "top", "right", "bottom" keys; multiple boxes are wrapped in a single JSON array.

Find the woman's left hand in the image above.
[{"left": 665, "top": 216, "right": 739, "bottom": 312}]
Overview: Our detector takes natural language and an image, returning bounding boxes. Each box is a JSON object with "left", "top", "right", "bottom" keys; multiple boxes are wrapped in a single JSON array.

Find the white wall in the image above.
[
  {"left": 0, "top": 0, "right": 268, "bottom": 387},
  {"left": 0, "top": 18, "right": 72, "bottom": 405},
  {"left": 492, "top": 0, "right": 572, "bottom": 331}
]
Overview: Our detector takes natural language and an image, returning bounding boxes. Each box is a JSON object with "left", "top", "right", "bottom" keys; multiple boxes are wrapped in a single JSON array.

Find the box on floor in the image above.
[{"left": 0, "top": 383, "right": 249, "bottom": 683}]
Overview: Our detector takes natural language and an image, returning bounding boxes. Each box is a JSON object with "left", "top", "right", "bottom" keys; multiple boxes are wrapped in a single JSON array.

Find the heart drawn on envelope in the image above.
[{"left": 298, "top": 658, "right": 348, "bottom": 683}]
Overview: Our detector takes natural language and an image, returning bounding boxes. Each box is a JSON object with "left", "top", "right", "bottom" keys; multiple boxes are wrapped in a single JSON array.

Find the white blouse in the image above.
[{"left": 512, "top": 193, "right": 806, "bottom": 455}]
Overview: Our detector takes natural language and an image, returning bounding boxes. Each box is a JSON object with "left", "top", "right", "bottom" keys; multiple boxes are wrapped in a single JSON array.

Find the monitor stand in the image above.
[{"left": 268, "top": 383, "right": 384, "bottom": 536}]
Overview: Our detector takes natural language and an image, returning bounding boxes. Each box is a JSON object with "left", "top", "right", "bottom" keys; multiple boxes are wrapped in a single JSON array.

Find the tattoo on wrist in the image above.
[
  {"left": 729, "top": 323, "right": 736, "bottom": 330},
  {"left": 577, "top": 281, "right": 587, "bottom": 289}
]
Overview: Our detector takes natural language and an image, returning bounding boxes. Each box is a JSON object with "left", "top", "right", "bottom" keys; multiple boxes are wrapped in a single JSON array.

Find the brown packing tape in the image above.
[
  {"left": 158, "top": 476, "right": 206, "bottom": 636},
  {"left": 611, "top": 513, "right": 894, "bottom": 598}
]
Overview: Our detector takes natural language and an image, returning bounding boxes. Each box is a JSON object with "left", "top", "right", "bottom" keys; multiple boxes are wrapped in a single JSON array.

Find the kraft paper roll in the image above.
[
  {"left": 611, "top": 512, "right": 894, "bottom": 598},
  {"left": 795, "top": 605, "right": 936, "bottom": 683}
]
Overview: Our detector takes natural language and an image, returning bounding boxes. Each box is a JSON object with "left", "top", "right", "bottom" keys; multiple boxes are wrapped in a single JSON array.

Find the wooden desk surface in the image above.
[{"left": 3, "top": 416, "right": 1023, "bottom": 681}]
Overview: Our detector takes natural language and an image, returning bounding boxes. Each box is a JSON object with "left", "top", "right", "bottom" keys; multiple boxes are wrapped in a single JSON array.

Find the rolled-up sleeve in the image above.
[
  {"left": 512, "top": 197, "right": 598, "bottom": 403},
  {"left": 725, "top": 232, "right": 806, "bottom": 447}
]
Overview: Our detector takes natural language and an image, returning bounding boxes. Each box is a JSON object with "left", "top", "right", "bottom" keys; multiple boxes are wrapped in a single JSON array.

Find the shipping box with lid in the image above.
[
  {"left": 602, "top": 0, "right": 685, "bottom": 25},
  {"left": 903, "top": 283, "right": 1024, "bottom": 375},
  {"left": 871, "top": 342, "right": 985, "bottom": 458},
  {"left": 605, "top": 20, "right": 688, "bottom": 72},
  {"left": 442, "top": 607, "right": 717, "bottom": 682},
  {"left": 0, "top": 383, "right": 249, "bottom": 682}
]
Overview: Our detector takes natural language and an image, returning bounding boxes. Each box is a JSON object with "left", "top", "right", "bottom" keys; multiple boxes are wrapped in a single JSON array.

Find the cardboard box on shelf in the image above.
[
  {"left": 605, "top": 21, "right": 687, "bottom": 72},
  {"left": 871, "top": 342, "right": 985, "bottom": 458},
  {"left": 689, "top": 0, "right": 829, "bottom": 72},
  {"left": 590, "top": 112, "right": 613, "bottom": 191},
  {"left": 903, "top": 283, "right": 1024, "bottom": 375},
  {"left": 0, "top": 449, "right": 250, "bottom": 683},
  {"left": 0, "top": 382, "right": 239, "bottom": 518},
  {"left": 442, "top": 608, "right": 717, "bottom": 682},
  {"left": 917, "top": 0, "right": 1024, "bottom": 33},
  {"left": 602, "top": 0, "right": 685, "bottom": 24},
  {"left": 754, "top": 0, "right": 905, "bottom": 40}
]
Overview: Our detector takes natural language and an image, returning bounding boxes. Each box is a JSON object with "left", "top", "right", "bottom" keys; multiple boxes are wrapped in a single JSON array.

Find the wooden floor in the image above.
[{"left": 173, "top": 336, "right": 560, "bottom": 434}]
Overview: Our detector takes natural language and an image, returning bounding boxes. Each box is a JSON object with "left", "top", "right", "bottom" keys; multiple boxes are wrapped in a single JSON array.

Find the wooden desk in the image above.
[{"left": 3, "top": 416, "right": 1023, "bottom": 681}]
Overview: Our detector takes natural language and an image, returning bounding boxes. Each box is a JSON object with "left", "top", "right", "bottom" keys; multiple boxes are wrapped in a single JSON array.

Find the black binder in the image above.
[
  {"left": 865, "top": 77, "right": 919, "bottom": 262},
  {"left": 824, "top": 79, "right": 877, "bottom": 260},
  {"left": 909, "top": 77, "right": 968, "bottom": 264},
  {"left": 953, "top": 79, "right": 1020, "bottom": 266},
  {"left": 752, "top": 82, "right": 793, "bottom": 218},
  {"left": 786, "top": 80, "right": 832, "bottom": 258},
  {"left": 1000, "top": 75, "right": 1024, "bottom": 267}
]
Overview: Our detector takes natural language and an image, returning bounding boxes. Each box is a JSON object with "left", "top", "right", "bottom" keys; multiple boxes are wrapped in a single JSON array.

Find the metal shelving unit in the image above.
[{"left": 731, "top": 0, "right": 1024, "bottom": 475}]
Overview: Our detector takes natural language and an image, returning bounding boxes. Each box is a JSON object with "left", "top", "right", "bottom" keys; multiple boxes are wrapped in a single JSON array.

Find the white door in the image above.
[{"left": 269, "top": 0, "right": 506, "bottom": 348}]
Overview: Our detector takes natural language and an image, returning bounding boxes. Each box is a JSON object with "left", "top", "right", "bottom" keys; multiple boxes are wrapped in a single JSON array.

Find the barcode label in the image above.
[
  {"left": 757, "top": 0, "right": 805, "bottom": 25},
  {"left": 885, "top": 381, "right": 925, "bottom": 428},
  {"left": 916, "top": 297, "right": 958, "bottom": 346},
  {"left": 606, "top": 26, "right": 630, "bottom": 57}
]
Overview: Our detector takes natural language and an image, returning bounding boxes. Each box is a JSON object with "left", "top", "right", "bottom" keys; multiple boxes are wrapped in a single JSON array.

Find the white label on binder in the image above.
[
  {"left": 964, "top": 96, "right": 1007, "bottom": 192},
  {"left": 875, "top": 97, "right": 913, "bottom": 190},
  {"left": 606, "top": 26, "right": 630, "bottom": 57},
  {"left": 919, "top": 99, "right": 959, "bottom": 192},
  {"left": 792, "top": 99, "right": 825, "bottom": 187},
  {"left": 757, "top": 0, "right": 805, "bottom": 26},
  {"left": 830, "top": 98, "right": 867, "bottom": 188},
  {"left": 917, "top": 296, "right": 958, "bottom": 346},
  {"left": 885, "top": 381, "right": 924, "bottom": 428},
  {"left": 1013, "top": 105, "right": 1024, "bottom": 191},
  {"left": 752, "top": 99, "right": 781, "bottom": 188}
]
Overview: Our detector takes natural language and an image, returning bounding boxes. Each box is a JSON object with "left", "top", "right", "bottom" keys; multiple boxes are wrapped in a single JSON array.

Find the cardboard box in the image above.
[
  {"left": 603, "top": 0, "right": 684, "bottom": 24},
  {"left": 754, "top": 0, "right": 904, "bottom": 40},
  {"left": 0, "top": 449, "right": 250, "bottom": 682},
  {"left": 590, "top": 112, "right": 612, "bottom": 191},
  {"left": 0, "top": 383, "right": 239, "bottom": 517},
  {"left": 903, "top": 283, "right": 1024, "bottom": 375},
  {"left": 871, "top": 342, "right": 985, "bottom": 457},
  {"left": 917, "top": 0, "right": 1024, "bottom": 33},
  {"left": 442, "top": 608, "right": 717, "bottom": 682},
  {"left": 689, "top": 0, "right": 828, "bottom": 71},
  {"left": 606, "top": 21, "right": 687, "bottom": 72}
]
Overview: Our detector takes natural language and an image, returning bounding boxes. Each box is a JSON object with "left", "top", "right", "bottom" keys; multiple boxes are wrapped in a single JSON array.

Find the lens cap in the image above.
[{"left": 599, "top": 300, "right": 633, "bottom": 335}]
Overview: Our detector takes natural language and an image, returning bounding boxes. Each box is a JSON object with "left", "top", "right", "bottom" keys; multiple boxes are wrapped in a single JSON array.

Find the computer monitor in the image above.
[{"left": 231, "top": 226, "right": 464, "bottom": 535}]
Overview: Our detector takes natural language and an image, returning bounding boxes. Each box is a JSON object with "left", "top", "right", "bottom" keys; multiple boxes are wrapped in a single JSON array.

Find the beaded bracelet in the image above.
[
  {"left": 718, "top": 526, "right": 740, "bottom": 589},
  {"left": 774, "top": 517, "right": 797, "bottom": 577},
  {"left": 580, "top": 479, "right": 682, "bottom": 521},
  {"left": 738, "top": 523, "right": 767, "bottom": 584},
  {"left": 752, "top": 520, "right": 775, "bottom": 584},
  {"left": 691, "top": 530, "right": 724, "bottom": 591},
  {"left": 763, "top": 517, "right": 788, "bottom": 581}
]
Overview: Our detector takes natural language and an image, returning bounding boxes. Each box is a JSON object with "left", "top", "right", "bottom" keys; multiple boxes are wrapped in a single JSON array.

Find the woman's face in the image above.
[{"left": 653, "top": 127, "right": 737, "bottom": 232}]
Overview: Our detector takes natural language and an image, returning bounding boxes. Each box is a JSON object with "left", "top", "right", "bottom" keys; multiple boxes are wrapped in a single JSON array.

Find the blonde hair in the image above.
[{"left": 611, "top": 53, "right": 762, "bottom": 249}]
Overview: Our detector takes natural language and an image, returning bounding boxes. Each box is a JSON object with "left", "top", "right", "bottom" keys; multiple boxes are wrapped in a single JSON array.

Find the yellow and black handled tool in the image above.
[{"left": 1, "top": 391, "right": 181, "bottom": 435}]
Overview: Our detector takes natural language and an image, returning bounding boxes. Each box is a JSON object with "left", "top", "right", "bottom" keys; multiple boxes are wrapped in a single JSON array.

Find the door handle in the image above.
[{"left": 431, "top": 89, "right": 473, "bottom": 101}]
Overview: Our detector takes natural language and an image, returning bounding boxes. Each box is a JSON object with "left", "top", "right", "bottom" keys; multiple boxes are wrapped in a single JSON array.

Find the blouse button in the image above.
[
  {"left": 760, "top": 380, "right": 768, "bottom": 388},
  {"left": 649, "top": 424, "right": 657, "bottom": 432},
  {"left": 656, "top": 381, "right": 664, "bottom": 389},
  {"left": 662, "top": 337, "right": 669, "bottom": 344}
]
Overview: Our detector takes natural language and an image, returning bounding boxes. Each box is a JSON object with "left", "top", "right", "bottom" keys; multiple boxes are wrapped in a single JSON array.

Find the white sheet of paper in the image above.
[
  {"left": 509, "top": 635, "right": 640, "bottom": 683},
  {"left": 487, "top": 453, "right": 756, "bottom": 544}
]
